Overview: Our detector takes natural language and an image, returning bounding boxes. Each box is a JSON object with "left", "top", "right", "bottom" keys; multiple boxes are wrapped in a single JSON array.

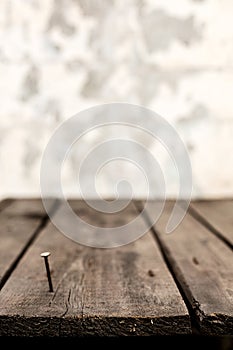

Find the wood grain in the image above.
[
  {"left": 142, "top": 201, "right": 233, "bottom": 335},
  {"left": 190, "top": 200, "right": 233, "bottom": 249},
  {"left": 0, "top": 200, "right": 190, "bottom": 336}
]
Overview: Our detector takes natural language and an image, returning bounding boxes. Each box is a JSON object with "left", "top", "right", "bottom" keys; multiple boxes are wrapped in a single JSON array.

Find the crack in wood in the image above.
[{"left": 61, "top": 288, "right": 72, "bottom": 318}]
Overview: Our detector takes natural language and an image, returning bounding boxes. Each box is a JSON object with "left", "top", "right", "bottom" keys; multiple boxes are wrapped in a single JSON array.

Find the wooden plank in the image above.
[
  {"left": 2, "top": 198, "right": 54, "bottom": 217},
  {"left": 143, "top": 201, "right": 233, "bottom": 335},
  {"left": 0, "top": 200, "right": 190, "bottom": 336},
  {"left": 0, "top": 199, "right": 13, "bottom": 213},
  {"left": 0, "top": 199, "right": 49, "bottom": 290},
  {"left": 68, "top": 199, "right": 142, "bottom": 228},
  {"left": 190, "top": 200, "right": 233, "bottom": 249}
]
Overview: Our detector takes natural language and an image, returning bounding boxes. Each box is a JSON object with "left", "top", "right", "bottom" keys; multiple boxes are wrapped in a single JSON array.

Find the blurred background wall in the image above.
[{"left": 0, "top": 0, "right": 233, "bottom": 199}]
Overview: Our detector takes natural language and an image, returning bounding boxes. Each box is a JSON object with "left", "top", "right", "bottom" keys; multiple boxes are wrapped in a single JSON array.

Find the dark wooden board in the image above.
[
  {"left": 0, "top": 200, "right": 48, "bottom": 290},
  {"left": 142, "top": 201, "right": 233, "bottom": 335},
  {"left": 190, "top": 200, "right": 233, "bottom": 248},
  {"left": 0, "top": 200, "right": 190, "bottom": 336}
]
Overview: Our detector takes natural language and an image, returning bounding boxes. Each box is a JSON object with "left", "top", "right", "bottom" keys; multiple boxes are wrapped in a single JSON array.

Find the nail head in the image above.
[{"left": 40, "top": 252, "right": 51, "bottom": 258}]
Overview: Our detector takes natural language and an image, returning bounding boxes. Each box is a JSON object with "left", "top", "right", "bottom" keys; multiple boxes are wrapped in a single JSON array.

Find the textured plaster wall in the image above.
[{"left": 0, "top": 0, "right": 233, "bottom": 199}]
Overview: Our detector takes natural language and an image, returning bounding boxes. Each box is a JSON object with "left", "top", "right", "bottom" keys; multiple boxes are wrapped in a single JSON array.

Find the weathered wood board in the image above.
[
  {"left": 0, "top": 200, "right": 190, "bottom": 336},
  {"left": 143, "top": 201, "right": 233, "bottom": 335}
]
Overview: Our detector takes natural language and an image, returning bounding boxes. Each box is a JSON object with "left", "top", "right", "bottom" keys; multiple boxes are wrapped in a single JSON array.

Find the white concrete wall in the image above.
[{"left": 1, "top": 0, "right": 233, "bottom": 199}]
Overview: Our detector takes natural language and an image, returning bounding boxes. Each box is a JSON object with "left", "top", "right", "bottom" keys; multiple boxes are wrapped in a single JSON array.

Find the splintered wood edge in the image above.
[{"left": 0, "top": 315, "right": 190, "bottom": 336}]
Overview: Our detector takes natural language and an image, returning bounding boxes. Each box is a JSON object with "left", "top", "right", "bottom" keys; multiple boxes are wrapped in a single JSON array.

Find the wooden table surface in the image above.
[{"left": 0, "top": 199, "right": 232, "bottom": 337}]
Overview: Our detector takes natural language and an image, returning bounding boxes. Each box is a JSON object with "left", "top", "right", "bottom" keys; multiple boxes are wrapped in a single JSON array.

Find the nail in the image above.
[{"left": 40, "top": 252, "right": 53, "bottom": 292}]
